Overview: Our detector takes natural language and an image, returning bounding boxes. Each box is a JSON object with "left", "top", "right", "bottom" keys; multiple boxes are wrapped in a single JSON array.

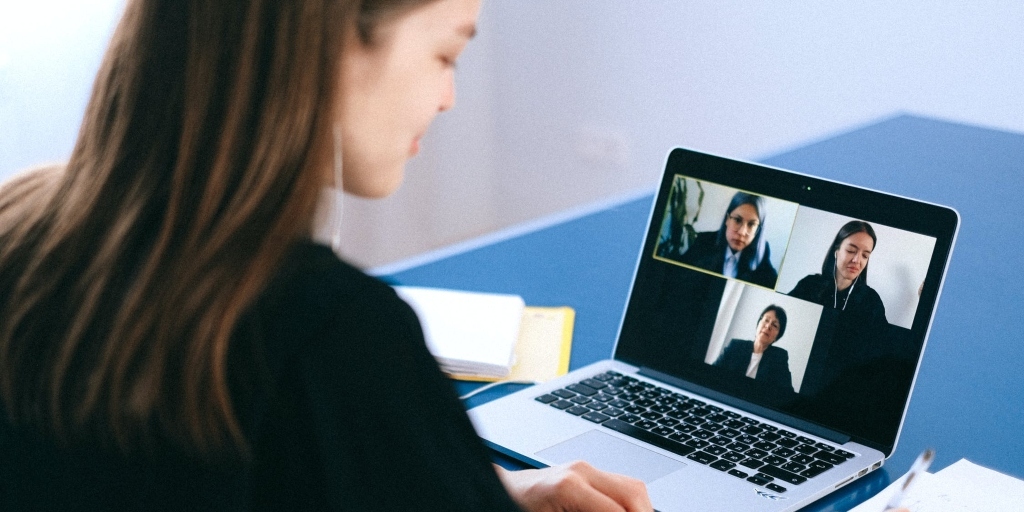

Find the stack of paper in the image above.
[
  {"left": 851, "top": 458, "right": 1024, "bottom": 510},
  {"left": 394, "top": 286, "right": 574, "bottom": 382}
]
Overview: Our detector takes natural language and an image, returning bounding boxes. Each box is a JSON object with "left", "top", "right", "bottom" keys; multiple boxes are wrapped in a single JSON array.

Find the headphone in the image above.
[{"left": 833, "top": 250, "right": 858, "bottom": 310}]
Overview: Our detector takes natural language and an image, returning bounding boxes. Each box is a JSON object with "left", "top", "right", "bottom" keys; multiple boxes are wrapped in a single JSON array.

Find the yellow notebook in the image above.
[{"left": 451, "top": 306, "right": 574, "bottom": 383}]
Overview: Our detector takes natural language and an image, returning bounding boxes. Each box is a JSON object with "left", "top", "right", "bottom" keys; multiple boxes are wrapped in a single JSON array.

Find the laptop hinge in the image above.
[{"left": 638, "top": 367, "right": 852, "bottom": 445}]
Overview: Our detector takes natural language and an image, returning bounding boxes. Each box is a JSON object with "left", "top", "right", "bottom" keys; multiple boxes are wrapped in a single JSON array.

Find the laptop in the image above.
[{"left": 468, "top": 147, "right": 959, "bottom": 512}]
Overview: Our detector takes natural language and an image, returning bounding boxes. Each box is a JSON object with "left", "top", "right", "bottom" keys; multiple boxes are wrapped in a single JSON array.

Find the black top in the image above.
[
  {"left": 713, "top": 339, "right": 794, "bottom": 393},
  {"left": 679, "top": 231, "right": 779, "bottom": 289},
  {"left": 787, "top": 273, "right": 887, "bottom": 326},
  {"left": 0, "top": 242, "right": 521, "bottom": 511}
]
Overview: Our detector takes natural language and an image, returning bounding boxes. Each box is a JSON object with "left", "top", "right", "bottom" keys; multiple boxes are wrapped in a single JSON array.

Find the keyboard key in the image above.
[
  {"left": 708, "top": 436, "right": 731, "bottom": 446},
  {"left": 601, "top": 419, "right": 697, "bottom": 458},
  {"left": 719, "top": 428, "right": 741, "bottom": 438},
  {"left": 567, "top": 383, "right": 598, "bottom": 396},
  {"left": 773, "top": 447, "right": 796, "bottom": 458},
  {"left": 740, "top": 417, "right": 760, "bottom": 425},
  {"left": 835, "top": 449, "right": 856, "bottom": 459},
  {"left": 690, "top": 407, "right": 714, "bottom": 417},
  {"left": 813, "top": 451, "right": 846, "bottom": 465},
  {"left": 603, "top": 408, "right": 625, "bottom": 417},
  {"left": 753, "top": 441, "right": 777, "bottom": 451},
  {"left": 685, "top": 439, "right": 710, "bottom": 449},
  {"left": 758, "top": 431, "right": 782, "bottom": 442},
  {"left": 781, "top": 462, "right": 807, "bottom": 473},
  {"left": 551, "top": 389, "right": 575, "bottom": 399},
  {"left": 582, "top": 412, "right": 611, "bottom": 423},
  {"left": 759, "top": 465, "right": 808, "bottom": 485},
  {"left": 586, "top": 402, "right": 608, "bottom": 411},
  {"left": 765, "top": 483, "right": 787, "bottom": 494},
  {"left": 592, "top": 394, "right": 615, "bottom": 403},
  {"left": 721, "top": 451, "right": 746, "bottom": 463},
  {"left": 570, "top": 395, "right": 592, "bottom": 404},
  {"left": 747, "top": 475, "right": 771, "bottom": 485},
  {"left": 592, "top": 372, "right": 617, "bottom": 382},
  {"left": 741, "top": 425, "right": 764, "bottom": 436},
  {"left": 728, "top": 469, "right": 749, "bottom": 479},
  {"left": 651, "top": 426, "right": 675, "bottom": 437},
  {"left": 608, "top": 399, "right": 630, "bottom": 409},
  {"left": 736, "top": 435, "right": 758, "bottom": 445},
  {"left": 760, "top": 424, "right": 778, "bottom": 432},
  {"left": 580, "top": 378, "right": 607, "bottom": 390},
  {"left": 706, "top": 405, "right": 723, "bottom": 412},
  {"left": 777, "top": 429, "right": 797, "bottom": 438},
  {"left": 675, "top": 424, "right": 697, "bottom": 434},
  {"left": 722, "top": 411, "right": 741, "bottom": 419},
  {"left": 710, "top": 460, "right": 736, "bottom": 471},
  {"left": 800, "top": 465, "right": 831, "bottom": 478},
  {"left": 706, "top": 413, "right": 729, "bottom": 423},
  {"left": 815, "top": 442, "right": 833, "bottom": 451},
  {"left": 745, "top": 448, "right": 769, "bottom": 459},
  {"left": 635, "top": 420, "right": 658, "bottom": 430},
  {"left": 726, "top": 442, "right": 750, "bottom": 452},
  {"left": 668, "top": 432, "right": 691, "bottom": 443},
  {"left": 687, "top": 451, "right": 718, "bottom": 465},
  {"left": 754, "top": 472, "right": 774, "bottom": 481},
  {"left": 777, "top": 438, "right": 799, "bottom": 448},
  {"left": 739, "top": 458, "right": 764, "bottom": 470},
  {"left": 809, "top": 460, "right": 833, "bottom": 471},
  {"left": 703, "top": 423, "right": 725, "bottom": 432},
  {"left": 566, "top": 406, "right": 590, "bottom": 416},
  {"left": 693, "top": 429, "right": 714, "bottom": 440},
  {"left": 705, "top": 445, "right": 728, "bottom": 456},
  {"left": 650, "top": 404, "right": 673, "bottom": 414},
  {"left": 640, "top": 411, "right": 663, "bottom": 421},
  {"left": 534, "top": 394, "right": 558, "bottom": 404},
  {"left": 635, "top": 398, "right": 656, "bottom": 407},
  {"left": 550, "top": 400, "right": 574, "bottom": 410},
  {"left": 764, "top": 456, "right": 786, "bottom": 466},
  {"left": 792, "top": 454, "right": 814, "bottom": 465},
  {"left": 656, "top": 417, "right": 680, "bottom": 427},
  {"left": 796, "top": 436, "right": 816, "bottom": 445},
  {"left": 620, "top": 414, "right": 641, "bottom": 424},
  {"left": 624, "top": 405, "right": 645, "bottom": 415},
  {"left": 795, "top": 444, "right": 819, "bottom": 455}
]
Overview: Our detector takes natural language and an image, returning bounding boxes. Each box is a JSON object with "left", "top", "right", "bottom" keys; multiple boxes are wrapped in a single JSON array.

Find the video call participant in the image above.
[
  {"left": 713, "top": 305, "right": 795, "bottom": 394},
  {"left": 0, "top": 0, "right": 652, "bottom": 510},
  {"left": 681, "top": 192, "right": 779, "bottom": 288},
  {"left": 788, "top": 220, "right": 887, "bottom": 325}
]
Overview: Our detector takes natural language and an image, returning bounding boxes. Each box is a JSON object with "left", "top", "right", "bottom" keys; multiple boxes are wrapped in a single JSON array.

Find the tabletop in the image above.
[{"left": 383, "top": 114, "right": 1024, "bottom": 510}]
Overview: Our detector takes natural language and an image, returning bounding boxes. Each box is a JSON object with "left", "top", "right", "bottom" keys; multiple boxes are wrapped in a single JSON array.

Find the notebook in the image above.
[{"left": 467, "top": 147, "right": 959, "bottom": 512}]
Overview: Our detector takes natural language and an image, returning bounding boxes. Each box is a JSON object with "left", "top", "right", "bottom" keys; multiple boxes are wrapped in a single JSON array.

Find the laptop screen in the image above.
[{"left": 614, "top": 148, "right": 958, "bottom": 455}]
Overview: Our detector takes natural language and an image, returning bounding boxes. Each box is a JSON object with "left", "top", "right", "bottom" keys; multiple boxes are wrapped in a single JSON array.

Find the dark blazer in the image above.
[
  {"left": 713, "top": 339, "right": 795, "bottom": 393},
  {"left": 680, "top": 231, "right": 779, "bottom": 289}
]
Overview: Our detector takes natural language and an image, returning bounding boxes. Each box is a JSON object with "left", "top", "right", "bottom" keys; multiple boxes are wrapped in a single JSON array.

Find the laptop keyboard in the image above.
[{"left": 534, "top": 371, "right": 856, "bottom": 494}]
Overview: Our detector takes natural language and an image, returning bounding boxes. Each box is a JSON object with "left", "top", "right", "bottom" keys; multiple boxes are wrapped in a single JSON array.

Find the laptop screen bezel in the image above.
[{"left": 612, "top": 147, "right": 959, "bottom": 456}]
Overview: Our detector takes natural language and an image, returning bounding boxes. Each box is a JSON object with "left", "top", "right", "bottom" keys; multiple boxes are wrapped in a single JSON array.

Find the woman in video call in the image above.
[
  {"left": 0, "top": 0, "right": 654, "bottom": 510},
  {"left": 713, "top": 305, "right": 794, "bottom": 393},
  {"left": 681, "top": 192, "right": 778, "bottom": 288},
  {"left": 788, "top": 220, "right": 887, "bottom": 324}
]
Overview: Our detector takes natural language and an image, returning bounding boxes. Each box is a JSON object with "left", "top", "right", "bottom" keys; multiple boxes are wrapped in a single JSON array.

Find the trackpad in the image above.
[{"left": 535, "top": 430, "right": 686, "bottom": 483}]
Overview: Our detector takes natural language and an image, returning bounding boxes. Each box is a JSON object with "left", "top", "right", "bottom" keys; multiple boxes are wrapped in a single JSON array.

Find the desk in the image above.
[{"left": 383, "top": 114, "right": 1024, "bottom": 510}]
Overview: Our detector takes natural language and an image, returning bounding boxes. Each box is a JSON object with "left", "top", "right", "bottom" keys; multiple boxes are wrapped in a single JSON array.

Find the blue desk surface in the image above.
[{"left": 386, "top": 114, "right": 1024, "bottom": 510}]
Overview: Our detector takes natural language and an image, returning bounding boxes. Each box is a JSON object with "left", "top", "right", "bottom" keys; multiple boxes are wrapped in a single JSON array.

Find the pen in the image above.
[{"left": 884, "top": 448, "right": 934, "bottom": 511}]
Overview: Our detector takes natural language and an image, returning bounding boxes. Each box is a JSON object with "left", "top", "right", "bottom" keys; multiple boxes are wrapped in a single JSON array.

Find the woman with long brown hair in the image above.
[{"left": 0, "top": 0, "right": 651, "bottom": 509}]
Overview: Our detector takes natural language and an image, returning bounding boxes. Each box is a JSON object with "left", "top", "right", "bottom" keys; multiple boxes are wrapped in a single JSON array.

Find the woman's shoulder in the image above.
[{"left": 244, "top": 241, "right": 416, "bottom": 352}]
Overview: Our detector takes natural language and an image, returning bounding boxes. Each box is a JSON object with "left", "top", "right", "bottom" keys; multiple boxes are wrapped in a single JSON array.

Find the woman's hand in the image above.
[{"left": 495, "top": 461, "right": 652, "bottom": 512}]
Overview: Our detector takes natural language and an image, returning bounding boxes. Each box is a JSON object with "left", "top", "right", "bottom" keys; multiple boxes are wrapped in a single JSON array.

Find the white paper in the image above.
[
  {"left": 394, "top": 286, "right": 525, "bottom": 377},
  {"left": 851, "top": 459, "right": 1024, "bottom": 511}
]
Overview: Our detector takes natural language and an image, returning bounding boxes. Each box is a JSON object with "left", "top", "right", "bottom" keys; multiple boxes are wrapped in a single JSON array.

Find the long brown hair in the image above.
[{"left": 0, "top": 0, "right": 435, "bottom": 458}]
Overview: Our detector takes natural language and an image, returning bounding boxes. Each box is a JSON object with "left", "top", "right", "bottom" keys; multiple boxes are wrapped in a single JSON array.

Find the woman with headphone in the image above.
[{"left": 787, "top": 220, "right": 887, "bottom": 324}]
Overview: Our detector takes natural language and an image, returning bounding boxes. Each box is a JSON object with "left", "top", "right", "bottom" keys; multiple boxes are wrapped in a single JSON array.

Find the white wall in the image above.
[{"left": 3, "top": 1, "right": 1022, "bottom": 267}]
